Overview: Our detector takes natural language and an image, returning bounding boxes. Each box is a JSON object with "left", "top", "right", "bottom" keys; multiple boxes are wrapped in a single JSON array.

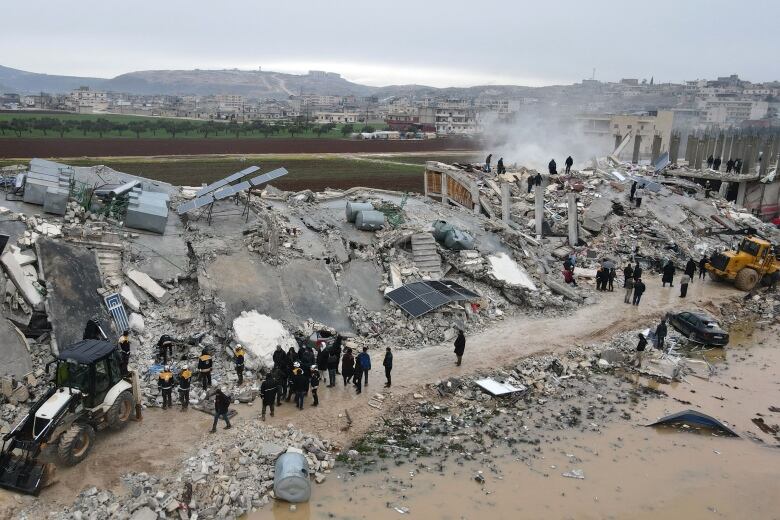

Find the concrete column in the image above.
[
  {"left": 742, "top": 140, "right": 753, "bottom": 175},
  {"left": 651, "top": 134, "right": 662, "bottom": 164},
  {"left": 440, "top": 171, "right": 448, "bottom": 204},
  {"left": 670, "top": 133, "right": 681, "bottom": 164},
  {"left": 686, "top": 135, "right": 697, "bottom": 165},
  {"left": 718, "top": 181, "right": 729, "bottom": 198},
  {"left": 535, "top": 178, "right": 544, "bottom": 238},
  {"left": 567, "top": 192, "right": 578, "bottom": 247},
  {"left": 714, "top": 132, "right": 725, "bottom": 161},
  {"left": 725, "top": 132, "right": 736, "bottom": 160},
  {"left": 632, "top": 134, "right": 642, "bottom": 164},
  {"left": 424, "top": 169, "right": 429, "bottom": 198},
  {"left": 759, "top": 139, "right": 772, "bottom": 176},
  {"left": 501, "top": 182, "right": 511, "bottom": 225},
  {"left": 736, "top": 181, "right": 747, "bottom": 206},
  {"left": 614, "top": 134, "right": 622, "bottom": 150},
  {"left": 692, "top": 136, "right": 703, "bottom": 170},
  {"left": 733, "top": 135, "right": 743, "bottom": 163}
]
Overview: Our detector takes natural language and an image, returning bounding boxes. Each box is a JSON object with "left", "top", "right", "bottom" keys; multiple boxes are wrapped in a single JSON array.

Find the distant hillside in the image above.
[{"left": 0, "top": 64, "right": 554, "bottom": 100}]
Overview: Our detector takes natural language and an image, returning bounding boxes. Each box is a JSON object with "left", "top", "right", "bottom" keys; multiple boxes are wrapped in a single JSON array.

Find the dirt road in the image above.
[{"left": 0, "top": 278, "right": 740, "bottom": 513}]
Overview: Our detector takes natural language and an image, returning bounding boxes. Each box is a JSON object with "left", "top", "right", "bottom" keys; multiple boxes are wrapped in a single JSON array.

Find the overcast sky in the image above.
[{"left": 3, "top": 0, "right": 777, "bottom": 87}]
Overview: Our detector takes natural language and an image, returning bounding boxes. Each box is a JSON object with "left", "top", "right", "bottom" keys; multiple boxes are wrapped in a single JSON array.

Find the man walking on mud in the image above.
[{"left": 454, "top": 329, "right": 466, "bottom": 366}]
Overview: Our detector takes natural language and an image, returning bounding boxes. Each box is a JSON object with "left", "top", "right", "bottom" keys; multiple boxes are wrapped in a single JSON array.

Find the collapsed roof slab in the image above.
[
  {"left": 0, "top": 318, "right": 31, "bottom": 378},
  {"left": 201, "top": 250, "right": 352, "bottom": 332},
  {"left": 36, "top": 238, "right": 110, "bottom": 350}
]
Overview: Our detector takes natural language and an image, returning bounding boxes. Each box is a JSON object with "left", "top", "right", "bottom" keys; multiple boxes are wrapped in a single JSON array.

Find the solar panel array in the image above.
[
  {"left": 386, "top": 280, "right": 480, "bottom": 317},
  {"left": 176, "top": 166, "right": 288, "bottom": 215},
  {"left": 195, "top": 166, "right": 260, "bottom": 197}
]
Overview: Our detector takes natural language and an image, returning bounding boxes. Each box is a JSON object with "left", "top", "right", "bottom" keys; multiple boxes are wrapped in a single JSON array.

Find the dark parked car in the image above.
[{"left": 668, "top": 311, "right": 729, "bottom": 346}]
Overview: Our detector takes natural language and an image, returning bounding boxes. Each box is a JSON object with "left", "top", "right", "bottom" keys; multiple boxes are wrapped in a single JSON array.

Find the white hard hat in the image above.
[
  {"left": 164, "top": 365, "right": 171, "bottom": 371},
  {"left": 293, "top": 361, "right": 301, "bottom": 368},
  {"left": 311, "top": 365, "right": 317, "bottom": 371},
  {"left": 182, "top": 364, "right": 189, "bottom": 370}
]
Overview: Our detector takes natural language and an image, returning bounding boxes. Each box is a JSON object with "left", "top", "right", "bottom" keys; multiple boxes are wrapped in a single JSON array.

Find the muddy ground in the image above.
[{"left": 0, "top": 274, "right": 763, "bottom": 518}]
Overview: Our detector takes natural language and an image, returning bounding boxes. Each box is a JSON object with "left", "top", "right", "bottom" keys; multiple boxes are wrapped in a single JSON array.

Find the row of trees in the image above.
[{"left": 0, "top": 117, "right": 379, "bottom": 139}]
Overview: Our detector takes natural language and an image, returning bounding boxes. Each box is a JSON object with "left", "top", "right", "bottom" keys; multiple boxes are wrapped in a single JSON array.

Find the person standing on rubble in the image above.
[
  {"left": 624, "top": 276, "right": 635, "bottom": 304},
  {"left": 713, "top": 157, "right": 722, "bottom": 171},
  {"left": 310, "top": 365, "right": 320, "bottom": 406},
  {"left": 655, "top": 319, "right": 668, "bottom": 350},
  {"left": 454, "top": 329, "right": 466, "bottom": 366},
  {"left": 630, "top": 181, "right": 637, "bottom": 202},
  {"left": 548, "top": 159, "right": 557, "bottom": 175},
  {"left": 233, "top": 344, "right": 245, "bottom": 385},
  {"left": 316, "top": 344, "right": 328, "bottom": 379},
  {"left": 633, "top": 261, "right": 643, "bottom": 281},
  {"left": 198, "top": 348, "right": 213, "bottom": 390},
  {"left": 526, "top": 174, "right": 534, "bottom": 194},
  {"left": 632, "top": 278, "right": 646, "bottom": 305},
  {"left": 534, "top": 172, "right": 543, "bottom": 189},
  {"left": 352, "top": 355, "right": 364, "bottom": 395},
  {"left": 595, "top": 266, "right": 606, "bottom": 291},
  {"left": 563, "top": 266, "right": 577, "bottom": 287},
  {"left": 662, "top": 261, "right": 676, "bottom": 287},
  {"left": 210, "top": 388, "right": 231, "bottom": 433},
  {"left": 118, "top": 330, "right": 131, "bottom": 374},
  {"left": 685, "top": 258, "right": 697, "bottom": 283},
  {"left": 565, "top": 156, "right": 574, "bottom": 174},
  {"left": 260, "top": 373, "right": 277, "bottom": 420},
  {"left": 634, "top": 333, "right": 648, "bottom": 368},
  {"left": 326, "top": 345, "right": 339, "bottom": 387},
  {"left": 177, "top": 365, "right": 192, "bottom": 411},
  {"left": 707, "top": 155, "right": 714, "bottom": 169},
  {"left": 634, "top": 184, "right": 645, "bottom": 208},
  {"left": 735, "top": 159, "right": 742, "bottom": 173},
  {"left": 485, "top": 154, "right": 492, "bottom": 173},
  {"left": 158, "top": 365, "right": 174, "bottom": 410},
  {"left": 679, "top": 272, "right": 691, "bottom": 298},
  {"left": 341, "top": 348, "right": 355, "bottom": 386},
  {"left": 698, "top": 256, "right": 709, "bottom": 280},
  {"left": 285, "top": 347, "right": 298, "bottom": 401},
  {"left": 383, "top": 347, "right": 393, "bottom": 388},
  {"left": 726, "top": 159, "right": 735, "bottom": 173},
  {"left": 496, "top": 157, "right": 505, "bottom": 175},
  {"left": 356, "top": 347, "right": 371, "bottom": 386},
  {"left": 623, "top": 263, "right": 634, "bottom": 288},
  {"left": 291, "top": 362, "right": 308, "bottom": 410},
  {"left": 157, "top": 334, "right": 174, "bottom": 365}
]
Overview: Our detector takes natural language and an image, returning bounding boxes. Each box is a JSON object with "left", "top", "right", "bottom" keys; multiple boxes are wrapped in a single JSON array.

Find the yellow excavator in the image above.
[{"left": 706, "top": 233, "right": 779, "bottom": 291}]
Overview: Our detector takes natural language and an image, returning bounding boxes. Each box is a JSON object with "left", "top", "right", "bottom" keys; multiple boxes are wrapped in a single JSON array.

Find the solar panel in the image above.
[
  {"left": 176, "top": 193, "right": 214, "bottom": 214},
  {"left": 386, "top": 279, "right": 480, "bottom": 317},
  {"left": 214, "top": 180, "right": 251, "bottom": 200},
  {"left": 195, "top": 166, "right": 260, "bottom": 197},
  {"left": 250, "top": 167, "right": 289, "bottom": 186}
]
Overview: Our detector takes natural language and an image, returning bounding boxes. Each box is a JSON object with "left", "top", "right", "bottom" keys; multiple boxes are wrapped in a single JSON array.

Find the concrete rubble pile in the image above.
[{"left": 22, "top": 421, "right": 336, "bottom": 520}]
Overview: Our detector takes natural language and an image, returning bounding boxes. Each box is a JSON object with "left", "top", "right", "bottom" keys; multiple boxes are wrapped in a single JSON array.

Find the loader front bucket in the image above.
[{"left": 0, "top": 452, "right": 45, "bottom": 495}]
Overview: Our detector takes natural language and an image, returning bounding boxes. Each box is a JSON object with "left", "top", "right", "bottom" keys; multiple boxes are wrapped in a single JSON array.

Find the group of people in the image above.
[
  {"left": 633, "top": 316, "right": 670, "bottom": 368},
  {"left": 629, "top": 181, "right": 646, "bottom": 208},
  {"left": 708, "top": 155, "right": 743, "bottom": 174},
  {"left": 548, "top": 156, "right": 574, "bottom": 175},
  {"left": 595, "top": 259, "right": 617, "bottom": 292}
]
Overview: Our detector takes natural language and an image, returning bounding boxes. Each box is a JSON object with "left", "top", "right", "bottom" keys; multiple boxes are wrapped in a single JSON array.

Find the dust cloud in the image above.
[{"left": 481, "top": 111, "right": 609, "bottom": 171}]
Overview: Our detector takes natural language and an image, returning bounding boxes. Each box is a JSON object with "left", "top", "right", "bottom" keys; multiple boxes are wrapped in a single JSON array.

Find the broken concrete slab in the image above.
[
  {"left": 126, "top": 269, "right": 170, "bottom": 303},
  {"left": 581, "top": 196, "right": 613, "bottom": 233},
  {"left": 0, "top": 318, "right": 32, "bottom": 378},
  {"left": 120, "top": 284, "right": 141, "bottom": 313},
  {"left": 545, "top": 279, "right": 584, "bottom": 303},
  {"left": 37, "top": 238, "right": 110, "bottom": 349},
  {"left": 339, "top": 260, "right": 386, "bottom": 311},
  {"left": 1, "top": 250, "right": 43, "bottom": 310}
]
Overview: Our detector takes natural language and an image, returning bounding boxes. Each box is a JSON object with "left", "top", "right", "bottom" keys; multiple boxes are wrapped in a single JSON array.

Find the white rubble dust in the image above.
[
  {"left": 233, "top": 310, "right": 298, "bottom": 368},
  {"left": 488, "top": 252, "right": 538, "bottom": 291}
]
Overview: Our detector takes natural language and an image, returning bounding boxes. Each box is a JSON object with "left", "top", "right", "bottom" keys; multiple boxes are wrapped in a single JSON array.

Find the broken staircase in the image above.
[{"left": 411, "top": 233, "right": 441, "bottom": 279}]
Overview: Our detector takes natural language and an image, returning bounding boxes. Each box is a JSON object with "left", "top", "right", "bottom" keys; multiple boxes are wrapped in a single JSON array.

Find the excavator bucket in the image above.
[{"left": 0, "top": 442, "right": 46, "bottom": 495}]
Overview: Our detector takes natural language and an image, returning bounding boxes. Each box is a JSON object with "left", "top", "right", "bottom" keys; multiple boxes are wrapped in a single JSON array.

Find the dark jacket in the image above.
[
  {"left": 636, "top": 336, "right": 648, "bottom": 351},
  {"left": 286, "top": 349, "right": 298, "bottom": 367},
  {"left": 234, "top": 352, "right": 245, "bottom": 368},
  {"left": 685, "top": 260, "right": 696, "bottom": 277},
  {"left": 534, "top": 173, "right": 542, "bottom": 186},
  {"left": 300, "top": 348, "right": 315, "bottom": 368},
  {"left": 662, "top": 262, "right": 676, "bottom": 283},
  {"left": 356, "top": 352, "right": 371, "bottom": 370},
  {"left": 699, "top": 257, "right": 708, "bottom": 271},
  {"left": 158, "top": 371, "right": 174, "bottom": 391},
  {"left": 565, "top": 156, "right": 573, "bottom": 167},
  {"left": 341, "top": 353, "right": 355, "bottom": 378},
  {"left": 292, "top": 369, "right": 309, "bottom": 392},
  {"left": 454, "top": 332, "right": 466, "bottom": 356},
  {"left": 624, "top": 265, "right": 634, "bottom": 279},
  {"left": 310, "top": 371, "right": 320, "bottom": 389},
  {"left": 316, "top": 348, "right": 328, "bottom": 370},
  {"left": 353, "top": 362, "right": 364, "bottom": 380},
  {"left": 178, "top": 370, "right": 192, "bottom": 391},
  {"left": 633, "top": 265, "right": 643, "bottom": 280},
  {"left": 634, "top": 281, "right": 646, "bottom": 295},
  {"left": 261, "top": 378, "right": 277, "bottom": 402},
  {"left": 197, "top": 354, "right": 212, "bottom": 373},
  {"left": 215, "top": 391, "right": 230, "bottom": 414},
  {"left": 383, "top": 351, "right": 393, "bottom": 369},
  {"left": 327, "top": 348, "right": 339, "bottom": 370},
  {"left": 656, "top": 321, "right": 667, "bottom": 339},
  {"left": 273, "top": 348, "right": 288, "bottom": 369}
]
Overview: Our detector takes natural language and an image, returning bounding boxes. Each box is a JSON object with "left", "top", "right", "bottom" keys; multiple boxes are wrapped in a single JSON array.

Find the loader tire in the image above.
[
  {"left": 708, "top": 271, "right": 725, "bottom": 282},
  {"left": 106, "top": 390, "right": 134, "bottom": 431},
  {"left": 734, "top": 268, "right": 759, "bottom": 291},
  {"left": 57, "top": 424, "right": 95, "bottom": 466}
]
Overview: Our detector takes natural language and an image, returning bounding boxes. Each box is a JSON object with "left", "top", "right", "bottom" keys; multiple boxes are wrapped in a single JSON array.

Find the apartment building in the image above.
[
  {"left": 577, "top": 110, "right": 675, "bottom": 159},
  {"left": 215, "top": 94, "right": 245, "bottom": 113},
  {"left": 696, "top": 95, "right": 768, "bottom": 125},
  {"left": 68, "top": 86, "right": 108, "bottom": 113},
  {"left": 313, "top": 111, "right": 359, "bottom": 123},
  {"left": 433, "top": 104, "right": 478, "bottom": 135}
]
